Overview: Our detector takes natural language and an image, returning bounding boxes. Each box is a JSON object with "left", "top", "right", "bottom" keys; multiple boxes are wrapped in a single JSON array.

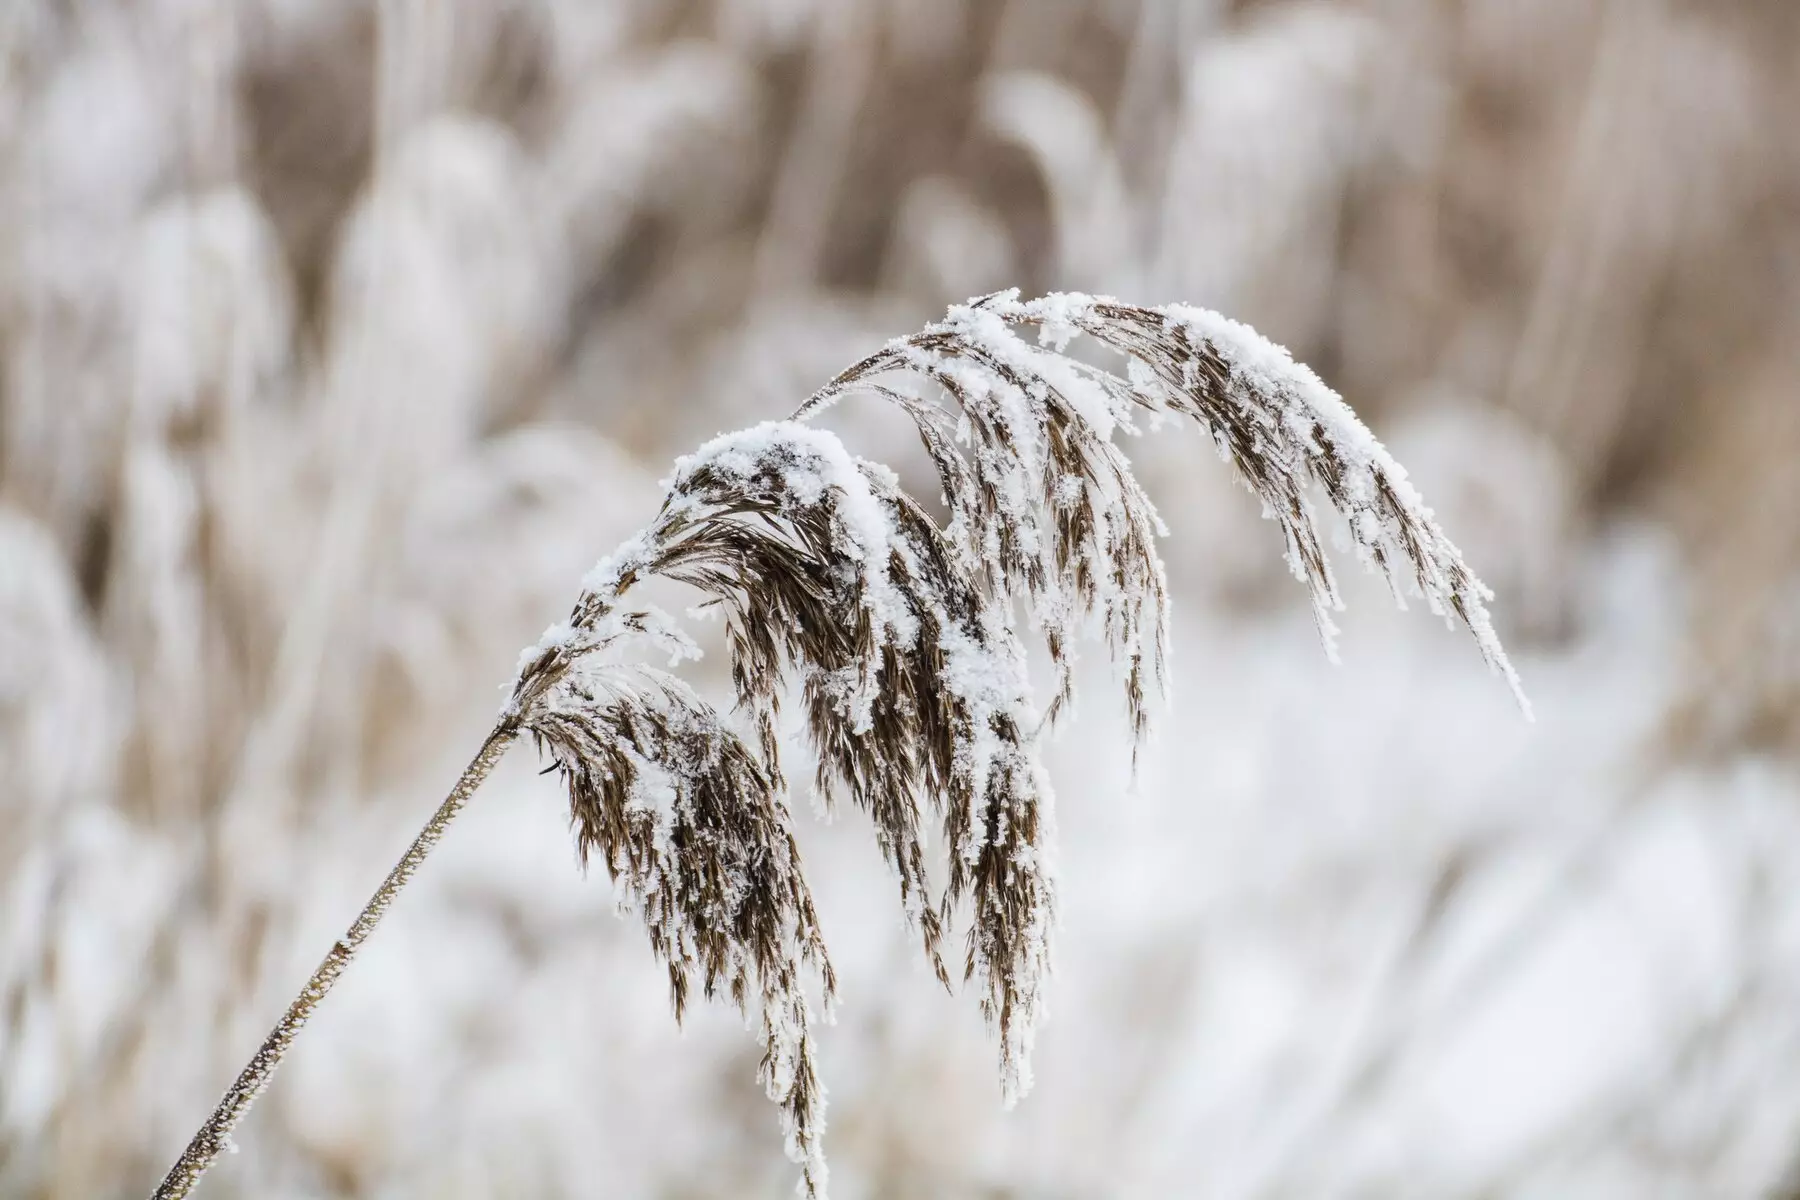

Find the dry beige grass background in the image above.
[{"left": 3, "top": 1, "right": 1799, "bottom": 1196}]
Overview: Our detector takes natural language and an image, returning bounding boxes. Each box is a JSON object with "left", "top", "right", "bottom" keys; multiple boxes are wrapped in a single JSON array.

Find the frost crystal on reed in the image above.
[{"left": 501, "top": 292, "right": 1527, "bottom": 1197}]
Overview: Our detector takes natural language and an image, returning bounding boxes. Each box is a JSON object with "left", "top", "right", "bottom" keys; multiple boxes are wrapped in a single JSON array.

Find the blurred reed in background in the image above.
[{"left": 2, "top": 1, "right": 1798, "bottom": 1196}]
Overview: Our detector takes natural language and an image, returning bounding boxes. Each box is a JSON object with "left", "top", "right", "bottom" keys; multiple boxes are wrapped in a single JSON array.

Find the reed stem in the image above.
[{"left": 149, "top": 722, "right": 520, "bottom": 1200}]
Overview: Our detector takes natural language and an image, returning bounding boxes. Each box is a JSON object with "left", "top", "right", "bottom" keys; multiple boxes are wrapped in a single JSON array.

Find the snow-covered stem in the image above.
[{"left": 148, "top": 724, "right": 520, "bottom": 1200}]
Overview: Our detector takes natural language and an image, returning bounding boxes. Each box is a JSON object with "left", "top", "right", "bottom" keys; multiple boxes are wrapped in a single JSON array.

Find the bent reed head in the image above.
[{"left": 500, "top": 291, "right": 1527, "bottom": 1197}]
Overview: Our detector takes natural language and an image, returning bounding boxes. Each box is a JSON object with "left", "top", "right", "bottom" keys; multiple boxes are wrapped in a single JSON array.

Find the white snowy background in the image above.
[{"left": 3, "top": 1, "right": 1799, "bottom": 1196}]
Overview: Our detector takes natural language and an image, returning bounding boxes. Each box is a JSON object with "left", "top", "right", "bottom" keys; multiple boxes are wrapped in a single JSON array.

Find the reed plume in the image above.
[{"left": 151, "top": 291, "right": 1525, "bottom": 1199}]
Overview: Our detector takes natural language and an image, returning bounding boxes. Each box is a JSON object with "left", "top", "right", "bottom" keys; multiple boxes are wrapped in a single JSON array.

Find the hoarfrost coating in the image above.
[{"left": 490, "top": 292, "right": 1526, "bottom": 1196}]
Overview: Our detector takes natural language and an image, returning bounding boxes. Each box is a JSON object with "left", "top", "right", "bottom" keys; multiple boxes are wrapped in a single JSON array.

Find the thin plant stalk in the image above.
[{"left": 150, "top": 723, "right": 520, "bottom": 1200}]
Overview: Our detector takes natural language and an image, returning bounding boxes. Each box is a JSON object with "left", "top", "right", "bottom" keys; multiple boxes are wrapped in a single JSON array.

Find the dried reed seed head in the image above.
[
  {"left": 804, "top": 290, "right": 1525, "bottom": 713},
  {"left": 505, "top": 291, "right": 1527, "bottom": 1197},
  {"left": 528, "top": 666, "right": 832, "bottom": 1193}
]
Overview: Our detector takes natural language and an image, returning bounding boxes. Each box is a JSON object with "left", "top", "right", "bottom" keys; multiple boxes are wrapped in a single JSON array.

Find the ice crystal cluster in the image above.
[{"left": 501, "top": 291, "right": 1523, "bottom": 1195}]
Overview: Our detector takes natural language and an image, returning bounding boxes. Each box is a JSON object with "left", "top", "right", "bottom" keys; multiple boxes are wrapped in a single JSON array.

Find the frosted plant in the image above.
[
  {"left": 149, "top": 291, "right": 1525, "bottom": 1200},
  {"left": 979, "top": 71, "right": 1135, "bottom": 293},
  {"left": 1154, "top": 3, "right": 1394, "bottom": 344}
]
